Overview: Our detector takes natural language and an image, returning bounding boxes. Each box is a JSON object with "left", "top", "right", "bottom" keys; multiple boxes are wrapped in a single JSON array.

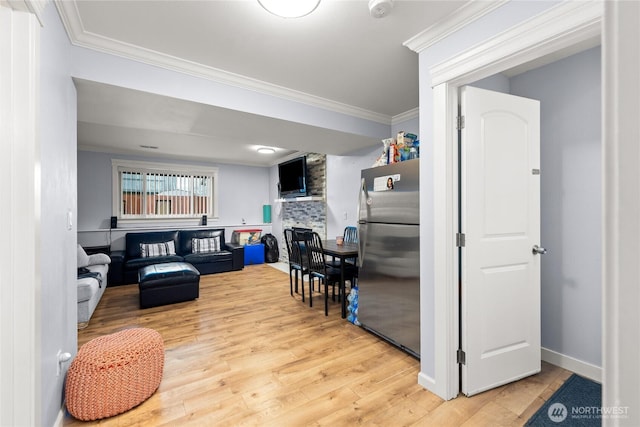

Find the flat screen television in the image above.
[{"left": 278, "top": 156, "right": 307, "bottom": 198}]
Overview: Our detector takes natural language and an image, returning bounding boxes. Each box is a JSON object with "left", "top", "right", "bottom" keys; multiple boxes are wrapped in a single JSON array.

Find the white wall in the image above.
[
  {"left": 326, "top": 116, "right": 419, "bottom": 241},
  {"left": 40, "top": 4, "right": 78, "bottom": 426},
  {"left": 510, "top": 47, "right": 602, "bottom": 367}
]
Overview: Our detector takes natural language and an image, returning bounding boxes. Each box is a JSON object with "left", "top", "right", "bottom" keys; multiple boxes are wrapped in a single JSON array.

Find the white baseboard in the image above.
[
  {"left": 53, "top": 408, "right": 65, "bottom": 427},
  {"left": 542, "top": 347, "right": 602, "bottom": 383},
  {"left": 418, "top": 371, "right": 452, "bottom": 401}
]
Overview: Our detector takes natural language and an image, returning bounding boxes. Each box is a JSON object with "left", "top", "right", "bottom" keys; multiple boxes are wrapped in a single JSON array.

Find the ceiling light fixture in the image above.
[
  {"left": 258, "top": 0, "right": 321, "bottom": 18},
  {"left": 368, "top": 0, "right": 393, "bottom": 18},
  {"left": 257, "top": 147, "right": 276, "bottom": 154}
]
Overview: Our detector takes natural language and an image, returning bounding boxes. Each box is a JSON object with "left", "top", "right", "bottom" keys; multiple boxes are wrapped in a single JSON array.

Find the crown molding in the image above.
[
  {"left": 429, "top": 0, "right": 603, "bottom": 87},
  {"left": 54, "top": 0, "right": 393, "bottom": 126},
  {"left": 403, "top": 0, "right": 509, "bottom": 53},
  {"left": 391, "top": 107, "right": 419, "bottom": 125}
]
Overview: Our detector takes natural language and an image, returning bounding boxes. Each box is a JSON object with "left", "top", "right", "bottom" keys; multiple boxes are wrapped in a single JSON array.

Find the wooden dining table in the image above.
[{"left": 321, "top": 240, "right": 358, "bottom": 318}]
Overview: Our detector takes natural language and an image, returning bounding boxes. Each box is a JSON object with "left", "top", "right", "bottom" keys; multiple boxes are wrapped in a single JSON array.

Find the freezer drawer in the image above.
[{"left": 358, "top": 222, "right": 420, "bottom": 356}]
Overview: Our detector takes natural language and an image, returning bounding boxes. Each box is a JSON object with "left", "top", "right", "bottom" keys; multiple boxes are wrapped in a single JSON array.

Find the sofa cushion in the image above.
[
  {"left": 125, "top": 230, "right": 179, "bottom": 259},
  {"left": 125, "top": 255, "right": 184, "bottom": 271},
  {"left": 178, "top": 229, "right": 225, "bottom": 256},
  {"left": 140, "top": 241, "right": 176, "bottom": 258},
  {"left": 77, "top": 277, "right": 98, "bottom": 303},
  {"left": 183, "top": 251, "right": 232, "bottom": 264},
  {"left": 77, "top": 264, "right": 109, "bottom": 303},
  {"left": 78, "top": 245, "right": 90, "bottom": 268},
  {"left": 88, "top": 253, "right": 111, "bottom": 266},
  {"left": 191, "top": 237, "right": 221, "bottom": 253}
]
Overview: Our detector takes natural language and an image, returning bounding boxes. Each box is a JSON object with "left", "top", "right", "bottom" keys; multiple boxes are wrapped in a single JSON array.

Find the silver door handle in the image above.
[{"left": 532, "top": 245, "right": 547, "bottom": 255}]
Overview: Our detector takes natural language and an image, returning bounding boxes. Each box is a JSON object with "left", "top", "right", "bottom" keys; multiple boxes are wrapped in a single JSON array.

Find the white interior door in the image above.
[{"left": 460, "top": 86, "right": 542, "bottom": 396}]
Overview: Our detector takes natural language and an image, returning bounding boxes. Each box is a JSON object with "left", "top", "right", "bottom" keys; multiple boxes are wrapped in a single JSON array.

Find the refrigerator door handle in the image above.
[
  {"left": 357, "top": 178, "right": 368, "bottom": 267},
  {"left": 357, "top": 177, "right": 368, "bottom": 223}
]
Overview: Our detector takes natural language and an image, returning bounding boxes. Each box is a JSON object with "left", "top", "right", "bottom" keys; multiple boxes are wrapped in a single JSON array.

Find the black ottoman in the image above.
[{"left": 138, "top": 262, "right": 200, "bottom": 308}]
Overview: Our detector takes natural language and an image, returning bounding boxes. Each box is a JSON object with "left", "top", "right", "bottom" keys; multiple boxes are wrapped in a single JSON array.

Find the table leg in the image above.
[{"left": 340, "top": 259, "right": 346, "bottom": 318}]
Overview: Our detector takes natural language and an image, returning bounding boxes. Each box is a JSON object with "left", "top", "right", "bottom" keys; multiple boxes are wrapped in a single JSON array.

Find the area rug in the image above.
[{"left": 526, "top": 374, "right": 603, "bottom": 426}]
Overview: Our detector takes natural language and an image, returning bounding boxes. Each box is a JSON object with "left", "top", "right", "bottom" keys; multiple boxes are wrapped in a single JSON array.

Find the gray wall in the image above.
[
  {"left": 40, "top": 4, "right": 78, "bottom": 425},
  {"left": 77, "top": 151, "right": 272, "bottom": 248},
  {"left": 471, "top": 47, "right": 603, "bottom": 367},
  {"left": 510, "top": 47, "right": 602, "bottom": 366}
]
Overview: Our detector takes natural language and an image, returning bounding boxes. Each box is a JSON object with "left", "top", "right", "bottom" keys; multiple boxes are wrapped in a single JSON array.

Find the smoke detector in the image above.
[{"left": 369, "top": 0, "right": 393, "bottom": 18}]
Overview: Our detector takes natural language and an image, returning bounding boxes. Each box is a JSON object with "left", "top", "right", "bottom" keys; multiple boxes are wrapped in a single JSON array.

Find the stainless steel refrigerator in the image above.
[{"left": 357, "top": 159, "right": 420, "bottom": 358}]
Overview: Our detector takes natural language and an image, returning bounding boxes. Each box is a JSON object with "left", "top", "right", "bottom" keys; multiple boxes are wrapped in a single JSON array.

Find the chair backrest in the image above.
[
  {"left": 284, "top": 228, "right": 294, "bottom": 256},
  {"left": 284, "top": 228, "right": 304, "bottom": 267},
  {"left": 292, "top": 227, "right": 312, "bottom": 236},
  {"left": 303, "top": 232, "right": 327, "bottom": 278},
  {"left": 343, "top": 226, "right": 358, "bottom": 243}
]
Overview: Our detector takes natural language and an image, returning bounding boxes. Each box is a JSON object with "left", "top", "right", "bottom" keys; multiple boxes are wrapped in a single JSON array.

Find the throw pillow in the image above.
[
  {"left": 140, "top": 241, "right": 176, "bottom": 258},
  {"left": 77, "top": 245, "right": 90, "bottom": 268},
  {"left": 87, "top": 253, "right": 111, "bottom": 265},
  {"left": 192, "top": 237, "right": 221, "bottom": 254}
]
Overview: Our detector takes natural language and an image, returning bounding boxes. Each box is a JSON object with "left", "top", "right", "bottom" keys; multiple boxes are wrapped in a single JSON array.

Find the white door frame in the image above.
[
  {"left": 429, "top": 1, "right": 602, "bottom": 400},
  {"left": 602, "top": 2, "right": 640, "bottom": 425},
  {"left": 0, "top": 2, "right": 43, "bottom": 426}
]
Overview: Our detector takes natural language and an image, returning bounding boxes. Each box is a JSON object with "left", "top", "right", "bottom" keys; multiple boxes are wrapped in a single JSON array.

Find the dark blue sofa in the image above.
[{"left": 108, "top": 228, "right": 244, "bottom": 285}]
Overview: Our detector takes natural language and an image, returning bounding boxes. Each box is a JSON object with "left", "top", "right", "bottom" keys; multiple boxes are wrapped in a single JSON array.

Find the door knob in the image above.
[{"left": 532, "top": 245, "right": 547, "bottom": 255}]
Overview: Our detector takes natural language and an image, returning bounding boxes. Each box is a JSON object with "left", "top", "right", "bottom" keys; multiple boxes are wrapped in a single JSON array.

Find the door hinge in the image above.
[
  {"left": 456, "top": 233, "right": 465, "bottom": 247},
  {"left": 456, "top": 115, "right": 465, "bottom": 130},
  {"left": 457, "top": 349, "right": 466, "bottom": 365}
]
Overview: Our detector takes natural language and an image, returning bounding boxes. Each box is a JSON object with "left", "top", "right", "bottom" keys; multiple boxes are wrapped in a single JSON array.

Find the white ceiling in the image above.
[{"left": 62, "top": 0, "right": 470, "bottom": 166}]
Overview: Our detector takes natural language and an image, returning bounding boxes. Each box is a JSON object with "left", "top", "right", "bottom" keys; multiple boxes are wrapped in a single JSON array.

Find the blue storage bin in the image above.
[{"left": 244, "top": 243, "right": 265, "bottom": 265}]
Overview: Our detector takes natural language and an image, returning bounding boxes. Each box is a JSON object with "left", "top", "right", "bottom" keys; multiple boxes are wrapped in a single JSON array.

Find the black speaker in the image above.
[
  {"left": 202, "top": 215, "right": 207, "bottom": 226},
  {"left": 110, "top": 216, "right": 117, "bottom": 229}
]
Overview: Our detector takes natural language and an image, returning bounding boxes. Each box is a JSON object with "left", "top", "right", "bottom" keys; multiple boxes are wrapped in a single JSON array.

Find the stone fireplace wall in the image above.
[{"left": 280, "top": 153, "right": 326, "bottom": 262}]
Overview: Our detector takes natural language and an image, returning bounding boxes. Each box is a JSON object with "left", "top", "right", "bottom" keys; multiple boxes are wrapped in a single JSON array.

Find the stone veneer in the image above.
[{"left": 281, "top": 153, "right": 326, "bottom": 262}]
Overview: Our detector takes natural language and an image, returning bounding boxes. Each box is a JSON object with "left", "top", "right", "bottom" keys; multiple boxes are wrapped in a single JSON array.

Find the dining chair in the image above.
[
  {"left": 343, "top": 226, "right": 358, "bottom": 243},
  {"left": 342, "top": 226, "right": 359, "bottom": 285},
  {"left": 284, "top": 228, "right": 308, "bottom": 302},
  {"left": 303, "top": 231, "right": 355, "bottom": 316}
]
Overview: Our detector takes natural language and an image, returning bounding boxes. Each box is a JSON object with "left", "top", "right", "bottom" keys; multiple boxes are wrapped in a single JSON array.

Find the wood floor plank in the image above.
[{"left": 63, "top": 264, "right": 571, "bottom": 426}]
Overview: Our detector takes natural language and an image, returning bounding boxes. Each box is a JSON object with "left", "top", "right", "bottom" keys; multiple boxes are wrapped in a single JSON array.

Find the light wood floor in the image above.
[{"left": 63, "top": 264, "right": 571, "bottom": 426}]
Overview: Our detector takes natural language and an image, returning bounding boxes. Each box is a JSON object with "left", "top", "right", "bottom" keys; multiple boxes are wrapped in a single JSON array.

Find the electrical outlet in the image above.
[{"left": 343, "top": 211, "right": 348, "bottom": 220}]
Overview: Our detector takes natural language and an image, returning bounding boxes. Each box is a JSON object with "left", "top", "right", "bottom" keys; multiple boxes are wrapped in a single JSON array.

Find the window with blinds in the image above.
[{"left": 112, "top": 160, "right": 218, "bottom": 220}]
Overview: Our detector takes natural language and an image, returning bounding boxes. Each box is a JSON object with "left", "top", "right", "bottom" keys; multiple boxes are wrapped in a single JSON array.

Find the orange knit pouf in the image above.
[{"left": 65, "top": 328, "right": 164, "bottom": 421}]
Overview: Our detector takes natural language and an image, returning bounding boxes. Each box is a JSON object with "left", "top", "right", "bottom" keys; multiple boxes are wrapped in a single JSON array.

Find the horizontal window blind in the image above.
[{"left": 116, "top": 164, "right": 215, "bottom": 219}]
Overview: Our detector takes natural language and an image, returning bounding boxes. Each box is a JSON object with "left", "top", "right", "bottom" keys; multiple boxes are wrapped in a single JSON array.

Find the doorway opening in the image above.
[{"left": 428, "top": 1, "right": 603, "bottom": 400}]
